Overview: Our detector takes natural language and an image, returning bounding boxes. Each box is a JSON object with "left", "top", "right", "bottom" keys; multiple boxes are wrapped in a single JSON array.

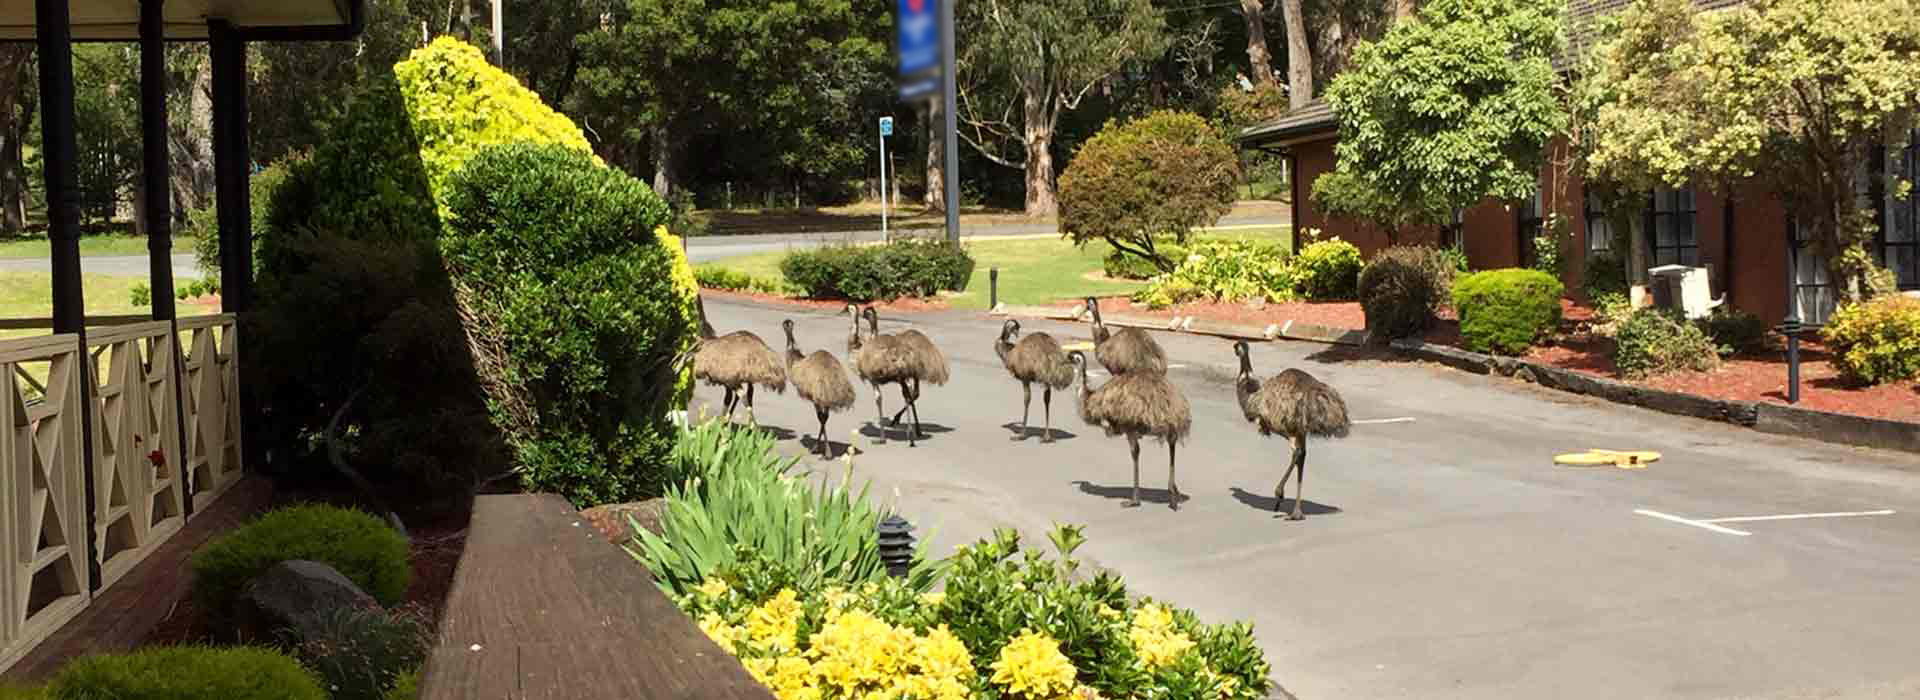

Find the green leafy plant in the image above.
[
  {"left": 694, "top": 265, "right": 797, "bottom": 296},
  {"left": 1359, "top": 246, "right": 1457, "bottom": 340},
  {"left": 1452, "top": 268, "right": 1564, "bottom": 355},
  {"left": 664, "top": 418, "right": 795, "bottom": 492},
  {"left": 284, "top": 605, "right": 431, "bottom": 700},
  {"left": 189, "top": 156, "right": 297, "bottom": 279},
  {"left": 779, "top": 240, "right": 974, "bottom": 301},
  {"left": 1294, "top": 238, "right": 1364, "bottom": 301},
  {"left": 44, "top": 646, "right": 327, "bottom": 700},
  {"left": 1822, "top": 295, "right": 1920, "bottom": 385},
  {"left": 1697, "top": 307, "right": 1772, "bottom": 357},
  {"left": 1614, "top": 307, "right": 1721, "bottom": 378},
  {"left": 1530, "top": 229, "right": 1564, "bottom": 278},
  {"left": 1582, "top": 248, "right": 1628, "bottom": 301},
  {"left": 384, "top": 668, "right": 420, "bottom": 700},
  {"left": 1439, "top": 244, "right": 1472, "bottom": 275},
  {"left": 1058, "top": 111, "right": 1240, "bottom": 274},
  {"left": 1132, "top": 239, "right": 1295, "bottom": 308},
  {"left": 190, "top": 504, "right": 411, "bottom": 618},
  {"left": 128, "top": 282, "right": 150, "bottom": 307}
]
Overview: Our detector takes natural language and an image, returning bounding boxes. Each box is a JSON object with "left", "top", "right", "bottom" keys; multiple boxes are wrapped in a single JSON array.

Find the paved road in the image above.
[
  {"left": 684, "top": 212, "right": 1289, "bottom": 263},
  {"left": 0, "top": 253, "right": 201, "bottom": 279},
  {"left": 696, "top": 296, "right": 1920, "bottom": 700}
]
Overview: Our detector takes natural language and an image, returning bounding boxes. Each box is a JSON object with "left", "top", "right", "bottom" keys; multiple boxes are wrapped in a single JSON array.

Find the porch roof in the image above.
[
  {"left": 0, "top": 0, "right": 362, "bottom": 41},
  {"left": 1237, "top": 99, "right": 1335, "bottom": 148}
]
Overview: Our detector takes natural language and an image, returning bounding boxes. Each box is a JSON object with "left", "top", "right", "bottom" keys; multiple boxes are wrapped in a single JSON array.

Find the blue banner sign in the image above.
[{"left": 897, "top": 0, "right": 939, "bottom": 77}]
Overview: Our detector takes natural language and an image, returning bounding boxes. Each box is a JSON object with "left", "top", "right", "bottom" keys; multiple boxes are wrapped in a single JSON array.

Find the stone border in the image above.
[{"left": 1390, "top": 339, "right": 1919, "bottom": 455}]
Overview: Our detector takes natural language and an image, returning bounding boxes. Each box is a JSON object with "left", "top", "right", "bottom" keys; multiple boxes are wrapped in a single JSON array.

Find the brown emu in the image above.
[
  {"left": 783, "top": 319, "right": 856, "bottom": 458},
  {"left": 845, "top": 304, "right": 927, "bottom": 446},
  {"left": 693, "top": 295, "right": 786, "bottom": 423},
  {"left": 1232, "top": 341, "right": 1351, "bottom": 520},
  {"left": 1084, "top": 296, "right": 1167, "bottom": 375},
  {"left": 996, "top": 319, "right": 1073, "bottom": 442},
  {"left": 1070, "top": 350, "right": 1192, "bottom": 510},
  {"left": 879, "top": 309, "right": 950, "bottom": 429}
]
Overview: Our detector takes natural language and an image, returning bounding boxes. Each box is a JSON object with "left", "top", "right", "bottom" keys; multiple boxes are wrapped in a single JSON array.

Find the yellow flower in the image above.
[
  {"left": 746, "top": 589, "right": 803, "bottom": 652},
  {"left": 920, "top": 591, "right": 947, "bottom": 607},
  {"left": 694, "top": 577, "right": 729, "bottom": 599},
  {"left": 822, "top": 587, "right": 858, "bottom": 609},
  {"left": 990, "top": 630, "right": 1078, "bottom": 699},
  {"left": 698, "top": 613, "right": 745, "bottom": 651},
  {"left": 1097, "top": 605, "right": 1122, "bottom": 619},
  {"left": 1128, "top": 605, "right": 1196, "bottom": 670}
]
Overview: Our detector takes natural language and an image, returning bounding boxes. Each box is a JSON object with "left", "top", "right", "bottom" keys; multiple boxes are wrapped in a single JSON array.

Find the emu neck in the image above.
[
  {"left": 847, "top": 314, "right": 863, "bottom": 352},
  {"left": 785, "top": 330, "right": 803, "bottom": 370},
  {"left": 697, "top": 295, "right": 717, "bottom": 340},
  {"left": 995, "top": 328, "right": 1015, "bottom": 369},
  {"left": 1235, "top": 355, "right": 1258, "bottom": 420}
]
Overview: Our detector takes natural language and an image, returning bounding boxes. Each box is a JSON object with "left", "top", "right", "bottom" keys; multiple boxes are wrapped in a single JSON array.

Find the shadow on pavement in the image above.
[
  {"left": 1000, "top": 422, "right": 1079, "bottom": 442},
  {"left": 798, "top": 435, "right": 850, "bottom": 460},
  {"left": 858, "top": 421, "right": 955, "bottom": 442},
  {"left": 1073, "top": 480, "right": 1191, "bottom": 507},
  {"left": 1302, "top": 344, "right": 1415, "bottom": 366},
  {"left": 1229, "top": 487, "right": 1343, "bottom": 516}
]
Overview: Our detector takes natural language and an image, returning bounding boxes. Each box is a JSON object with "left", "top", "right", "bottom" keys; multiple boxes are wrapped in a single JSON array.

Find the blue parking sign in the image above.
[
  {"left": 880, "top": 117, "right": 895, "bottom": 136},
  {"left": 897, "top": 0, "right": 939, "bottom": 77}
]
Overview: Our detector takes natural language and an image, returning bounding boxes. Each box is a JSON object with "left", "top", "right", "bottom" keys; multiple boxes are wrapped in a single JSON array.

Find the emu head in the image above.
[
  {"left": 1233, "top": 341, "right": 1253, "bottom": 376},
  {"left": 1001, "top": 319, "right": 1020, "bottom": 341},
  {"left": 1067, "top": 350, "right": 1088, "bottom": 380},
  {"left": 861, "top": 306, "right": 881, "bottom": 333},
  {"left": 782, "top": 318, "right": 796, "bottom": 340}
]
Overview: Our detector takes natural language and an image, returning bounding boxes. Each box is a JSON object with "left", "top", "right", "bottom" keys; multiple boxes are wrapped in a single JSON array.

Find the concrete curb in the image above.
[{"left": 1390, "top": 339, "right": 1918, "bottom": 455}]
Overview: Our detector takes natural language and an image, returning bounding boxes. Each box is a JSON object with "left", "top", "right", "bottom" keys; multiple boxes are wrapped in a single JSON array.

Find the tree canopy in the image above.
[{"left": 1058, "top": 111, "right": 1240, "bottom": 271}]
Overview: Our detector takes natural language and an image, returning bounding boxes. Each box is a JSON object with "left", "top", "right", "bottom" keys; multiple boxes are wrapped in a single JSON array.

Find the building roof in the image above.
[
  {"left": 1237, "top": 99, "right": 1335, "bottom": 147},
  {"left": 1558, "top": 0, "right": 1746, "bottom": 71},
  {"left": 0, "top": 0, "right": 363, "bottom": 41}
]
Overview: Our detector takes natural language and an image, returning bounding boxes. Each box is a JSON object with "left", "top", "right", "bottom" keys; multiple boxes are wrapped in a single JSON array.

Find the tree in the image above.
[
  {"left": 955, "top": 0, "right": 1169, "bottom": 217},
  {"left": 1239, "top": 0, "right": 1280, "bottom": 90},
  {"left": 1058, "top": 111, "right": 1240, "bottom": 272},
  {"left": 1312, "top": 0, "right": 1565, "bottom": 242},
  {"left": 1281, "top": 0, "right": 1313, "bottom": 108},
  {"left": 1585, "top": 0, "right": 1920, "bottom": 301},
  {"left": 0, "top": 46, "right": 32, "bottom": 232}
]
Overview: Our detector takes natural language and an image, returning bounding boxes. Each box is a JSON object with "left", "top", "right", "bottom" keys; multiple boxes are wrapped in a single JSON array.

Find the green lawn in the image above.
[
  {"left": 697, "top": 225, "right": 1291, "bottom": 310},
  {"left": 0, "top": 235, "right": 194, "bottom": 259},
  {"left": 0, "top": 271, "right": 157, "bottom": 339}
]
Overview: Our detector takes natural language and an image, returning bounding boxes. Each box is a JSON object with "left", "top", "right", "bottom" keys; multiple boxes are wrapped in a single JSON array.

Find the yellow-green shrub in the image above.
[
  {"left": 1823, "top": 295, "right": 1920, "bottom": 385},
  {"left": 1453, "top": 268, "right": 1564, "bottom": 355},
  {"left": 44, "top": 646, "right": 327, "bottom": 700},
  {"left": 394, "top": 38, "right": 598, "bottom": 195}
]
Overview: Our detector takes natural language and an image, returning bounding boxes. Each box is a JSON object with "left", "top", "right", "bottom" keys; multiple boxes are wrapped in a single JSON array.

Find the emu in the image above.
[
  {"left": 1084, "top": 296, "right": 1167, "bottom": 375},
  {"left": 783, "top": 319, "right": 856, "bottom": 458},
  {"left": 1232, "top": 341, "right": 1351, "bottom": 520},
  {"left": 880, "top": 309, "right": 950, "bottom": 431},
  {"left": 845, "top": 304, "right": 928, "bottom": 446},
  {"left": 995, "top": 319, "right": 1073, "bottom": 442},
  {"left": 692, "top": 296, "right": 785, "bottom": 423},
  {"left": 1071, "top": 350, "right": 1192, "bottom": 510}
]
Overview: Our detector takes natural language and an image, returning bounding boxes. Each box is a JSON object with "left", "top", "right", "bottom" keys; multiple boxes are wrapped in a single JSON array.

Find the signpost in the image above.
[
  {"left": 879, "top": 116, "right": 894, "bottom": 240},
  {"left": 896, "top": 0, "right": 960, "bottom": 246}
]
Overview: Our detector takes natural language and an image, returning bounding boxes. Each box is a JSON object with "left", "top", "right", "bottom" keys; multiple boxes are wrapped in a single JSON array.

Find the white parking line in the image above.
[
  {"left": 1352, "top": 417, "right": 1416, "bottom": 425},
  {"left": 1635, "top": 509, "right": 1753, "bottom": 536},
  {"left": 1700, "top": 510, "right": 1895, "bottom": 523}
]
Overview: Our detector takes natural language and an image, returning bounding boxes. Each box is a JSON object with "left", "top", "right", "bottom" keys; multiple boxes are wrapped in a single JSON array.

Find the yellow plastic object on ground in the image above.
[
  {"left": 1554, "top": 449, "right": 1661, "bottom": 469},
  {"left": 1060, "top": 341, "right": 1095, "bottom": 352}
]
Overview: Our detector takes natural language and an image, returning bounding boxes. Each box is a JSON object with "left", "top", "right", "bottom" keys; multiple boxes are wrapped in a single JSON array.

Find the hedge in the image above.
[
  {"left": 44, "top": 646, "right": 326, "bottom": 700},
  {"left": 1452, "top": 268, "right": 1563, "bottom": 355},
  {"left": 780, "top": 240, "right": 974, "bottom": 301},
  {"left": 1294, "top": 238, "right": 1363, "bottom": 300},
  {"left": 190, "top": 505, "right": 411, "bottom": 619}
]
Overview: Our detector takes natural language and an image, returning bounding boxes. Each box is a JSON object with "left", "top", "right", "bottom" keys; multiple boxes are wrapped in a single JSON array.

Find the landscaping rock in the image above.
[
  {"left": 237, "top": 560, "right": 378, "bottom": 642},
  {"left": 580, "top": 499, "right": 668, "bottom": 543}
]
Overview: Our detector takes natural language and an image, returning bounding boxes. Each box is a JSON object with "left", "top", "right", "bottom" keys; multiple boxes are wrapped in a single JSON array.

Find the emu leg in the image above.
[
  {"left": 815, "top": 407, "right": 831, "bottom": 458},
  {"left": 1290, "top": 438, "right": 1308, "bottom": 521},
  {"left": 1168, "top": 441, "right": 1180, "bottom": 511},
  {"left": 744, "top": 383, "right": 757, "bottom": 426},
  {"left": 722, "top": 388, "right": 738, "bottom": 421},
  {"left": 1015, "top": 382, "right": 1032, "bottom": 440},
  {"left": 906, "top": 396, "right": 924, "bottom": 447},
  {"left": 1123, "top": 435, "right": 1142, "bottom": 508},
  {"left": 889, "top": 379, "right": 916, "bottom": 425},
  {"left": 1274, "top": 435, "right": 1300, "bottom": 513},
  {"left": 872, "top": 388, "right": 888, "bottom": 444},
  {"left": 1041, "top": 386, "right": 1054, "bottom": 443}
]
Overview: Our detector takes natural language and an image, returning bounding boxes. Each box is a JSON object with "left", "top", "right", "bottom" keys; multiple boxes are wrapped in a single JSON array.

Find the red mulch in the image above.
[
  {"left": 700, "top": 287, "right": 951, "bottom": 313},
  {"left": 1057, "top": 295, "right": 1919, "bottom": 424}
]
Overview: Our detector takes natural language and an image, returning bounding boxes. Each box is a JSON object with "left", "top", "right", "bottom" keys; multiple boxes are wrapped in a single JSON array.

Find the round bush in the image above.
[
  {"left": 1359, "top": 246, "right": 1457, "bottom": 340},
  {"left": 1615, "top": 307, "right": 1721, "bottom": 378},
  {"left": 45, "top": 646, "right": 327, "bottom": 700},
  {"left": 1451, "top": 268, "right": 1564, "bottom": 355},
  {"left": 1294, "top": 237, "right": 1363, "bottom": 300},
  {"left": 191, "top": 504, "right": 410, "bottom": 617},
  {"left": 1058, "top": 111, "right": 1240, "bottom": 257},
  {"left": 1823, "top": 295, "right": 1920, "bottom": 385}
]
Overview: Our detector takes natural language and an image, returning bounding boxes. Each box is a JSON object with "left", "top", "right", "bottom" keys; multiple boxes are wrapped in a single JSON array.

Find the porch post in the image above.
[
  {"left": 143, "top": 0, "right": 193, "bottom": 517},
  {"left": 209, "top": 19, "right": 260, "bottom": 474},
  {"left": 36, "top": 0, "right": 102, "bottom": 591}
]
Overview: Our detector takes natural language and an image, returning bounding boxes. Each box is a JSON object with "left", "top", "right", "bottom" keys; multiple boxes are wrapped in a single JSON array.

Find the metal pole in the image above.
[
  {"left": 492, "top": 0, "right": 504, "bottom": 66},
  {"left": 1782, "top": 222, "right": 1801, "bottom": 404},
  {"left": 880, "top": 126, "right": 889, "bottom": 241},
  {"left": 990, "top": 267, "right": 998, "bottom": 309},
  {"left": 939, "top": 0, "right": 961, "bottom": 246}
]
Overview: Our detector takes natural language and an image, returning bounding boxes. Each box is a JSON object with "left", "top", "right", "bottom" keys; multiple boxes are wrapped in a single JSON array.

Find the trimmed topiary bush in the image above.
[
  {"left": 780, "top": 240, "right": 974, "bottom": 301},
  {"left": 1615, "top": 307, "right": 1721, "bottom": 378},
  {"left": 1823, "top": 295, "right": 1920, "bottom": 385},
  {"left": 1294, "top": 237, "right": 1363, "bottom": 300},
  {"left": 44, "top": 646, "right": 326, "bottom": 700},
  {"left": 191, "top": 504, "right": 410, "bottom": 618},
  {"left": 444, "top": 143, "right": 700, "bottom": 506},
  {"left": 1359, "top": 246, "right": 1457, "bottom": 340},
  {"left": 1452, "top": 268, "right": 1564, "bottom": 355},
  {"left": 393, "top": 38, "right": 598, "bottom": 195},
  {"left": 1059, "top": 111, "right": 1240, "bottom": 275}
]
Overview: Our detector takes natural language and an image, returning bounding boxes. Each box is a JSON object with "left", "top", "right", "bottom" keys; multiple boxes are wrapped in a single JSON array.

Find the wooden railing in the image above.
[{"left": 0, "top": 314, "right": 242, "bottom": 673}]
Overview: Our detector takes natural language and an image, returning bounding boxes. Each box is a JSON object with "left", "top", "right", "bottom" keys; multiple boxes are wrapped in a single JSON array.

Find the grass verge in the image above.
[{"left": 0, "top": 235, "right": 194, "bottom": 259}]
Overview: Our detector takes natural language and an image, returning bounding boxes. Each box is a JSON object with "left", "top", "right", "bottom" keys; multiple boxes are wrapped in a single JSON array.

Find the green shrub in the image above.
[
  {"left": 1823, "top": 295, "right": 1920, "bottom": 385},
  {"left": 175, "top": 277, "right": 220, "bottom": 300},
  {"left": 779, "top": 240, "right": 974, "bottom": 301},
  {"left": 191, "top": 504, "right": 411, "bottom": 618},
  {"left": 1101, "top": 241, "right": 1187, "bottom": 280},
  {"left": 444, "top": 143, "right": 699, "bottom": 506},
  {"left": 665, "top": 418, "right": 795, "bottom": 491},
  {"left": 189, "top": 157, "right": 296, "bottom": 279},
  {"left": 45, "top": 646, "right": 326, "bottom": 700},
  {"left": 1614, "top": 307, "right": 1721, "bottom": 378},
  {"left": 285, "top": 605, "right": 430, "bottom": 700},
  {"left": 1529, "top": 231, "right": 1564, "bottom": 278},
  {"left": 1581, "top": 247, "right": 1628, "bottom": 301},
  {"left": 1452, "top": 268, "right": 1564, "bottom": 355},
  {"left": 1698, "top": 307, "right": 1771, "bottom": 356},
  {"left": 1294, "top": 237, "right": 1363, "bottom": 300},
  {"left": 1439, "top": 244, "right": 1471, "bottom": 275},
  {"left": 1059, "top": 111, "right": 1240, "bottom": 269},
  {"left": 0, "top": 686, "right": 42, "bottom": 700},
  {"left": 393, "top": 38, "right": 597, "bottom": 195},
  {"left": 1132, "top": 239, "right": 1295, "bottom": 308},
  {"left": 128, "top": 282, "right": 150, "bottom": 307},
  {"left": 693, "top": 265, "right": 798, "bottom": 295},
  {"left": 384, "top": 667, "right": 420, "bottom": 700},
  {"left": 1358, "top": 246, "right": 1456, "bottom": 340}
]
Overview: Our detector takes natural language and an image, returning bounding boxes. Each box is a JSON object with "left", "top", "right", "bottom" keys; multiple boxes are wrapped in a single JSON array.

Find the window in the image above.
[
  {"left": 1881, "top": 138, "right": 1920, "bottom": 290},
  {"left": 1584, "top": 188, "right": 1614, "bottom": 253},
  {"left": 1792, "top": 219, "right": 1835, "bottom": 325},
  {"left": 1441, "top": 208, "right": 1465, "bottom": 250},
  {"left": 1516, "top": 190, "right": 1544, "bottom": 267},
  {"left": 1649, "top": 187, "right": 1697, "bottom": 266}
]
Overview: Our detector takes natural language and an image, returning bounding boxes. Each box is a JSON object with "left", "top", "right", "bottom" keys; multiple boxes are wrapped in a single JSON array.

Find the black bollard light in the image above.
[
  {"left": 1778, "top": 317, "right": 1804, "bottom": 404},
  {"left": 877, "top": 514, "right": 916, "bottom": 579},
  {"left": 990, "top": 267, "right": 999, "bottom": 309}
]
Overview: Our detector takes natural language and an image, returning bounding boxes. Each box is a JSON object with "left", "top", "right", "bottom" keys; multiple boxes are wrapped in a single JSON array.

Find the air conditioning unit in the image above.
[{"left": 1647, "top": 265, "right": 1725, "bottom": 319}]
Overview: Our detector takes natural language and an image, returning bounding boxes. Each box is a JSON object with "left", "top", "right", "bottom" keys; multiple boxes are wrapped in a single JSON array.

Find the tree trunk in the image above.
[
  {"left": 0, "top": 46, "right": 28, "bottom": 234},
  {"left": 1239, "top": 0, "right": 1279, "bottom": 89},
  {"left": 650, "top": 124, "right": 677, "bottom": 199},
  {"left": 1395, "top": 0, "right": 1419, "bottom": 23},
  {"left": 1279, "top": 0, "right": 1314, "bottom": 108},
  {"left": 1021, "top": 94, "right": 1057, "bottom": 218},
  {"left": 924, "top": 99, "right": 945, "bottom": 212},
  {"left": 1626, "top": 207, "right": 1648, "bottom": 287},
  {"left": 170, "top": 54, "right": 215, "bottom": 215}
]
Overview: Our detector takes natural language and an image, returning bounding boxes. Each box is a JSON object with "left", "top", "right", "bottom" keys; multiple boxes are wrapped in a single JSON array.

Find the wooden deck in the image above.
[
  {"left": 420, "top": 494, "right": 774, "bottom": 700},
  {"left": 0, "top": 475, "right": 271, "bottom": 683}
]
